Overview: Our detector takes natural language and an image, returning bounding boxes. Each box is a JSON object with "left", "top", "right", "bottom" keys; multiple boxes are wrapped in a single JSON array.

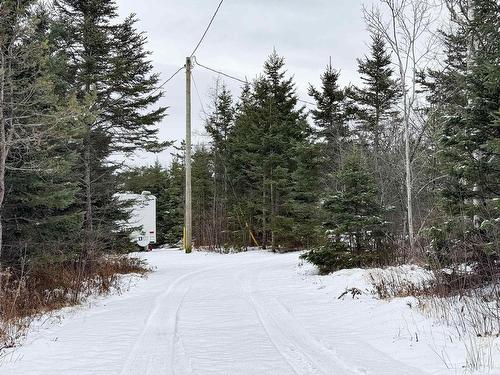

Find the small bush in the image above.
[{"left": 301, "top": 242, "right": 390, "bottom": 274}]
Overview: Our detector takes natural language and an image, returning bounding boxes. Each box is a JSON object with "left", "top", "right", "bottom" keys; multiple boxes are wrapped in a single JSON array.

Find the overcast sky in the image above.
[{"left": 115, "top": 0, "right": 377, "bottom": 167}]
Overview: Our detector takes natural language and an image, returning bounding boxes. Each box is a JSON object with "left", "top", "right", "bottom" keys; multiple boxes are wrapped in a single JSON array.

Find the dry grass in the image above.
[
  {"left": 0, "top": 255, "right": 149, "bottom": 351},
  {"left": 370, "top": 265, "right": 500, "bottom": 371}
]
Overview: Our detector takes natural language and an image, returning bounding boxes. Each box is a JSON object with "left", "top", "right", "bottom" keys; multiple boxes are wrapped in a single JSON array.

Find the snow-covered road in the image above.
[{"left": 1, "top": 249, "right": 473, "bottom": 374}]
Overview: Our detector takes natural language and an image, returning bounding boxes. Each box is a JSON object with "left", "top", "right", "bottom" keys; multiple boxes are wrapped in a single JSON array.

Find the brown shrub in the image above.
[{"left": 0, "top": 256, "right": 149, "bottom": 350}]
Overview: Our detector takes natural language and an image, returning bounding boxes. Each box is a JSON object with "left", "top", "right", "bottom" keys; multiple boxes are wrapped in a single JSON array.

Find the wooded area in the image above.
[
  {"left": 0, "top": 0, "right": 498, "bottom": 328},
  {"left": 124, "top": 1, "right": 499, "bottom": 278}
]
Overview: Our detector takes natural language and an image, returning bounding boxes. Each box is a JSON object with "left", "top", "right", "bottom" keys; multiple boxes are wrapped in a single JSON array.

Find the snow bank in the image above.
[
  {"left": 298, "top": 259, "right": 500, "bottom": 374},
  {"left": 2, "top": 250, "right": 499, "bottom": 374}
]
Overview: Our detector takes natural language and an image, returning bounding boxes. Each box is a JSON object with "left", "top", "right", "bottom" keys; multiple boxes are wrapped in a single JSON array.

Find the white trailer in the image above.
[{"left": 116, "top": 191, "right": 157, "bottom": 249}]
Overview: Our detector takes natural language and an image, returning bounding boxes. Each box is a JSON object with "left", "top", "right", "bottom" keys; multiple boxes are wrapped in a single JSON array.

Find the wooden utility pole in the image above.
[{"left": 184, "top": 57, "right": 193, "bottom": 253}]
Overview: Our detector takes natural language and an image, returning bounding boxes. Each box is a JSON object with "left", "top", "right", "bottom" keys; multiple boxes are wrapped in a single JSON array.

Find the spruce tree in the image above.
[
  {"left": 424, "top": 0, "right": 499, "bottom": 269},
  {"left": 0, "top": 1, "right": 82, "bottom": 263},
  {"left": 350, "top": 33, "right": 402, "bottom": 228},
  {"left": 51, "top": 1, "right": 167, "bottom": 253},
  {"left": 191, "top": 146, "right": 214, "bottom": 247},
  {"left": 227, "top": 51, "right": 317, "bottom": 250},
  {"left": 164, "top": 155, "right": 185, "bottom": 246},
  {"left": 205, "top": 82, "right": 235, "bottom": 248},
  {"left": 351, "top": 33, "right": 400, "bottom": 152},
  {"left": 302, "top": 150, "right": 389, "bottom": 273},
  {"left": 308, "top": 61, "right": 350, "bottom": 180}
]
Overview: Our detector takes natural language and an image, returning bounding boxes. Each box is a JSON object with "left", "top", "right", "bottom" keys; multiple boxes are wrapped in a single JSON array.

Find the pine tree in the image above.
[{"left": 51, "top": 1, "right": 167, "bottom": 254}]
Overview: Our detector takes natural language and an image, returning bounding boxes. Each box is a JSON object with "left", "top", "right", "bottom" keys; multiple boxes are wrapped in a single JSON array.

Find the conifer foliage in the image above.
[
  {"left": 425, "top": 0, "right": 500, "bottom": 271},
  {"left": 302, "top": 150, "right": 390, "bottom": 273},
  {"left": 0, "top": 0, "right": 166, "bottom": 265},
  {"left": 0, "top": 1, "right": 82, "bottom": 262},
  {"left": 351, "top": 34, "right": 400, "bottom": 152},
  {"left": 51, "top": 0, "right": 167, "bottom": 253},
  {"left": 1, "top": 0, "right": 498, "bottom": 288},
  {"left": 226, "top": 52, "right": 318, "bottom": 250}
]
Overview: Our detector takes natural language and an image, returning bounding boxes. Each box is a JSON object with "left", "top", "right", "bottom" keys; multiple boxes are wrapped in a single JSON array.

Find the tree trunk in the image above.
[
  {"left": 270, "top": 178, "right": 275, "bottom": 251},
  {"left": 262, "top": 176, "right": 267, "bottom": 249},
  {"left": 404, "top": 111, "right": 414, "bottom": 251},
  {"left": 0, "top": 149, "right": 5, "bottom": 261},
  {"left": 0, "top": 54, "right": 6, "bottom": 261},
  {"left": 84, "top": 133, "right": 93, "bottom": 254}
]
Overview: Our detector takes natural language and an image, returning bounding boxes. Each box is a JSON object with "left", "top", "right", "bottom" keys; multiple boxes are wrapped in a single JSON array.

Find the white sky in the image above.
[{"left": 115, "top": 0, "right": 378, "bottom": 167}]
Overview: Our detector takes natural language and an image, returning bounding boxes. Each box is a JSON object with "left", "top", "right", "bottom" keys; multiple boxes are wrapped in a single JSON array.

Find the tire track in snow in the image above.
[
  {"left": 171, "top": 282, "right": 194, "bottom": 375},
  {"left": 238, "top": 263, "right": 359, "bottom": 375},
  {"left": 119, "top": 265, "right": 215, "bottom": 375},
  {"left": 247, "top": 258, "right": 431, "bottom": 375},
  {"left": 237, "top": 279, "right": 302, "bottom": 375}
]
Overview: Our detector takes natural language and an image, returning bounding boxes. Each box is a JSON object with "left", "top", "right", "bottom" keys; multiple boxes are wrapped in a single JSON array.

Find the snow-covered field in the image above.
[{"left": 1, "top": 249, "right": 498, "bottom": 374}]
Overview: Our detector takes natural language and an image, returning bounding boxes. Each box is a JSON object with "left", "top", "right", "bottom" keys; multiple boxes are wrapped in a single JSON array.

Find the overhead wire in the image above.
[
  {"left": 190, "top": 0, "right": 225, "bottom": 57},
  {"left": 151, "top": 65, "right": 185, "bottom": 94},
  {"left": 152, "top": 0, "right": 317, "bottom": 110},
  {"left": 193, "top": 58, "right": 316, "bottom": 107},
  {"left": 151, "top": 0, "right": 225, "bottom": 92},
  {"left": 191, "top": 70, "right": 209, "bottom": 120},
  {"left": 194, "top": 58, "right": 248, "bottom": 85}
]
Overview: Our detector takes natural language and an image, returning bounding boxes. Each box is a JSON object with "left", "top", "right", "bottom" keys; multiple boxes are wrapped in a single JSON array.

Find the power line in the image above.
[
  {"left": 152, "top": 65, "right": 185, "bottom": 94},
  {"left": 152, "top": 0, "right": 225, "bottom": 92},
  {"left": 297, "top": 98, "right": 316, "bottom": 106},
  {"left": 193, "top": 58, "right": 316, "bottom": 107},
  {"left": 194, "top": 58, "right": 248, "bottom": 84},
  {"left": 191, "top": 70, "right": 208, "bottom": 119},
  {"left": 190, "top": 0, "right": 225, "bottom": 57}
]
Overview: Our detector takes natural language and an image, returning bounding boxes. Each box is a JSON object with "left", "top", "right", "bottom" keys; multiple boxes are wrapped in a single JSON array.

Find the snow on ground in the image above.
[{"left": 1, "top": 249, "right": 498, "bottom": 374}]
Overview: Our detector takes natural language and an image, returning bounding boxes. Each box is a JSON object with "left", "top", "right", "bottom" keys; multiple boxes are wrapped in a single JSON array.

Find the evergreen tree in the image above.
[
  {"left": 350, "top": 33, "right": 402, "bottom": 233},
  {"left": 204, "top": 82, "right": 235, "bottom": 248},
  {"left": 302, "top": 150, "right": 389, "bottom": 273},
  {"left": 51, "top": 1, "right": 167, "bottom": 253},
  {"left": 351, "top": 33, "right": 400, "bottom": 152},
  {"left": 324, "top": 151, "right": 387, "bottom": 252},
  {"left": 227, "top": 51, "right": 316, "bottom": 250},
  {"left": 191, "top": 146, "right": 214, "bottom": 247},
  {"left": 164, "top": 155, "right": 184, "bottom": 246},
  {"left": 308, "top": 60, "right": 350, "bottom": 180},
  {"left": 288, "top": 142, "right": 322, "bottom": 248},
  {"left": 0, "top": 1, "right": 82, "bottom": 263},
  {"left": 424, "top": 0, "right": 499, "bottom": 269}
]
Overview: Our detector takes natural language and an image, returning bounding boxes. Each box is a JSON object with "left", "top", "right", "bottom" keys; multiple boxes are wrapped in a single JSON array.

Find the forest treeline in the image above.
[
  {"left": 0, "top": 0, "right": 163, "bottom": 328},
  {"left": 124, "top": 0, "right": 499, "bottom": 277},
  {"left": 0, "top": 0, "right": 498, "bottom": 279},
  {"left": 0, "top": 0, "right": 167, "bottom": 268}
]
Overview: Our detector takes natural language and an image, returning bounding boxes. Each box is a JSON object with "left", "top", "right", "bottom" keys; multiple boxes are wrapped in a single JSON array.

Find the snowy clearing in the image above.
[{"left": 1, "top": 249, "right": 498, "bottom": 374}]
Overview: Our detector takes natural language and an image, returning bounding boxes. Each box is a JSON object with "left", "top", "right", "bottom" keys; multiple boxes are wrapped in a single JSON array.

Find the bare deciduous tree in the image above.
[{"left": 364, "top": 0, "right": 438, "bottom": 253}]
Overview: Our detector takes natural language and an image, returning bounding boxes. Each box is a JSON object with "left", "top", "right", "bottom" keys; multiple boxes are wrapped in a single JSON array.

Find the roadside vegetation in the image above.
[
  {"left": 0, "top": 0, "right": 498, "bottom": 370},
  {"left": 0, "top": 256, "right": 148, "bottom": 351},
  {"left": 0, "top": 0, "right": 162, "bottom": 349}
]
